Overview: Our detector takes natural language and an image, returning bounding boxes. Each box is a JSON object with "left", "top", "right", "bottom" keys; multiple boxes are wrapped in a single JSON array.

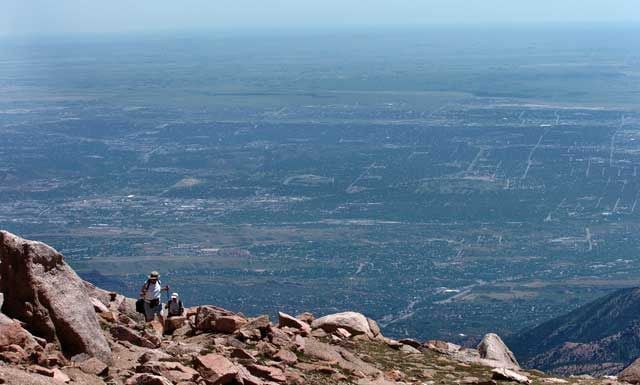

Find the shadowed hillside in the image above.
[{"left": 508, "top": 287, "right": 640, "bottom": 375}]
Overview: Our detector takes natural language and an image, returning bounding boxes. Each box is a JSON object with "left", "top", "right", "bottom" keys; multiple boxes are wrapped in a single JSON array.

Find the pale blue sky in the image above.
[{"left": 2, "top": 0, "right": 639, "bottom": 36}]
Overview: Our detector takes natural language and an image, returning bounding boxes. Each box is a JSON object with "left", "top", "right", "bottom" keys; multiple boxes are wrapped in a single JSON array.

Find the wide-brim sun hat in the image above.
[
  {"left": 171, "top": 292, "right": 179, "bottom": 299},
  {"left": 149, "top": 271, "right": 160, "bottom": 279}
]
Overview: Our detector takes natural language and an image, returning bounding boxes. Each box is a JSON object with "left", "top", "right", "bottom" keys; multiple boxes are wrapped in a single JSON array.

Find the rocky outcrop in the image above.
[
  {"left": 0, "top": 232, "right": 628, "bottom": 385},
  {"left": 478, "top": 333, "right": 520, "bottom": 369},
  {"left": 0, "top": 231, "right": 112, "bottom": 364},
  {"left": 424, "top": 333, "right": 522, "bottom": 371},
  {"left": 311, "top": 311, "right": 374, "bottom": 337}
]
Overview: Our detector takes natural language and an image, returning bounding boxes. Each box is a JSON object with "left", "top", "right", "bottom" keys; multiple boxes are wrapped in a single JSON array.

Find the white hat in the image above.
[{"left": 171, "top": 292, "right": 179, "bottom": 299}]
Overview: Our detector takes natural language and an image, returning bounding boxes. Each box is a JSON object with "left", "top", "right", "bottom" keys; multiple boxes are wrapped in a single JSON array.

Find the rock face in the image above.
[
  {"left": 0, "top": 231, "right": 112, "bottom": 364},
  {"left": 311, "top": 311, "right": 373, "bottom": 337},
  {"left": 478, "top": 333, "right": 520, "bottom": 369}
]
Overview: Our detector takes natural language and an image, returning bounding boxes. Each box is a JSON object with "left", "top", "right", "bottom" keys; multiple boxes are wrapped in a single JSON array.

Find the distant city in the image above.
[{"left": 1, "top": 25, "right": 639, "bottom": 342}]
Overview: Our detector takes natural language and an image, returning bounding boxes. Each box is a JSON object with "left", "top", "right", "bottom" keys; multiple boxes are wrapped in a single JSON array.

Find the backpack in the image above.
[{"left": 135, "top": 298, "right": 145, "bottom": 314}]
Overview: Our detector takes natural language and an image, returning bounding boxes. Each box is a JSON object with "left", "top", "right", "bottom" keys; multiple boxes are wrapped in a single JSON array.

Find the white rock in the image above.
[
  {"left": 311, "top": 311, "right": 373, "bottom": 337},
  {"left": 492, "top": 368, "right": 531, "bottom": 384},
  {"left": 477, "top": 333, "right": 520, "bottom": 370},
  {"left": 400, "top": 344, "right": 422, "bottom": 354}
]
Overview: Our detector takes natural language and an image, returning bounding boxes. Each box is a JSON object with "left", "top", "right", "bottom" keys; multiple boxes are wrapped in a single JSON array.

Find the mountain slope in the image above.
[
  {"left": 0, "top": 229, "right": 626, "bottom": 385},
  {"left": 508, "top": 287, "right": 640, "bottom": 375}
]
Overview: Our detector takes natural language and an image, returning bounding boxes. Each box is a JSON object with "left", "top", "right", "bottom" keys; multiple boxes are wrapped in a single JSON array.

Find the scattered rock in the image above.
[
  {"left": 194, "top": 353, "right": 238, "bottom": 385},
  {"left": 125, "top": 373, "right": 173, "bottom": 385},
  {"left": 296, "top": 312, "right": 314, "bottom": 324},
  {"left": 215, "top": 315, "right": 248, "bottom": 334},
  {"left": 399, "top": 338, "right": 422, "bottom": 349},
  {"left": 194, "top": 306, "right": 249, "bottom": 335},
  {"left": 0, "top": 231, "right": 112, "bottom": 364},
  {"left": 52, "top": 368, "right": 71, "bottom": 384},
  {"left": 138, "top": 350, "right": 173, "bottom": 364},
  {"left": 303, "top": 337, "right": 380, "bottom": 377},
  {"left": 247, "top": 364, "right": 286, "bottom": 383},
  {"left": 278, "top": 312, "right": 311, "bottom": 335},
  {"left": 367, "top": 318, "right": 381, "bottom": 338},
  {"left": 273, "top": 348, "right": 297, "bottom": 364},
  {"left": 384, "top": 369, "right": 405, "bottom": 381},
  {"left": 542, "top": 379, "right": 569, "bottom": 384},
  {"left": 236, "top": 365, "right": 265, "bottom": 385},
  {"left": 335, "top": 327, "right": 352, "bottom": 339},
  {"left": 79, "top": 357, "right": 109, "bottom": 376},
  {"left": 0, "top": 313, "right": 43, "bottom": 362},
  {"left": 383, "top": 337, "right": 403, "bottom": 349},
  {"left": 356, "top": 376, "right": 399, "bottom": 385},
  {"left": 164, "top": 316, "right": 187, "bottom": 334},
  {"left": 111, "top": 325, "right": 157, "bottom": 349},
  {"left": 231, "top": 347, "right": 256, "bottom": 361},
  {"left": 491, "top": 368, "right": 531, "bottom": 384},
  {"left": 137, "top": 361, "right": 199, "bottom": 383},
  {"left": 400, "top": 344, "right": 422, "bottom": 354},
  {"left": 90, "top": 297, "right": 110, "bottom": 314},
  {"left": 269, "top": 327, "right": 293, "bottom": 348},
  {"left": 425, "top": 340, "right": 461, "bottom": 353},
  {"left": 421, "top": 369, "right": 436, "bottom": 379},
  {"left": 0, "top": 367, "right": 55, "bottom": 385}
]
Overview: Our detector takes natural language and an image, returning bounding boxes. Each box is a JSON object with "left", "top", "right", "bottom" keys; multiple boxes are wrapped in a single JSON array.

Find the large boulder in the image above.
[
  {"left": 477, "top": 333, "right": 520, "bottom": 369},
  {"left": 195, "top": 353, "right": 239, "bottom": 385},
  {"left": 311, "top": 311, "right": 373, "bottom": 337},
  {"left": 194, "top": 305, "right": 247, "bottom": 334},
  {"left": 0, "top": 231, "right": 112, "bottom": 364},
  {"left": 620, "top": 357, "right": 640, "bottom": 384}
]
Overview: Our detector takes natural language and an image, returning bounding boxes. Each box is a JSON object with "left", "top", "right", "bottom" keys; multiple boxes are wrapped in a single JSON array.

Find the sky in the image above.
[{"left": 2, "top": 0, "right": 639, "bottom": 36}]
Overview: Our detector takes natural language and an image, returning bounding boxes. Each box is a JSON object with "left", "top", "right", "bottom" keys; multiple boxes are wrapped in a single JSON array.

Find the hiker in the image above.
[
  {"left": 166, "top": 292, "right": 184, "bottom": 318},
  {"left": 139, "top": 271, "right": 169, "bottom": 324}
]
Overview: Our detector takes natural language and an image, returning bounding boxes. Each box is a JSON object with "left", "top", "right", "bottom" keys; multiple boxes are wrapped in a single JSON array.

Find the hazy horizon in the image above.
[{"left": 2, "top": 0, "right": 639, "bottom": 37}]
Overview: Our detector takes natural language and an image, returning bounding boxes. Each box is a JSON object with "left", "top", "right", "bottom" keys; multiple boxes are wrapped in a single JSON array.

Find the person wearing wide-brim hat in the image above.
[{"left": 140, "top": 270, "right": 169, "bottom": 324}]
